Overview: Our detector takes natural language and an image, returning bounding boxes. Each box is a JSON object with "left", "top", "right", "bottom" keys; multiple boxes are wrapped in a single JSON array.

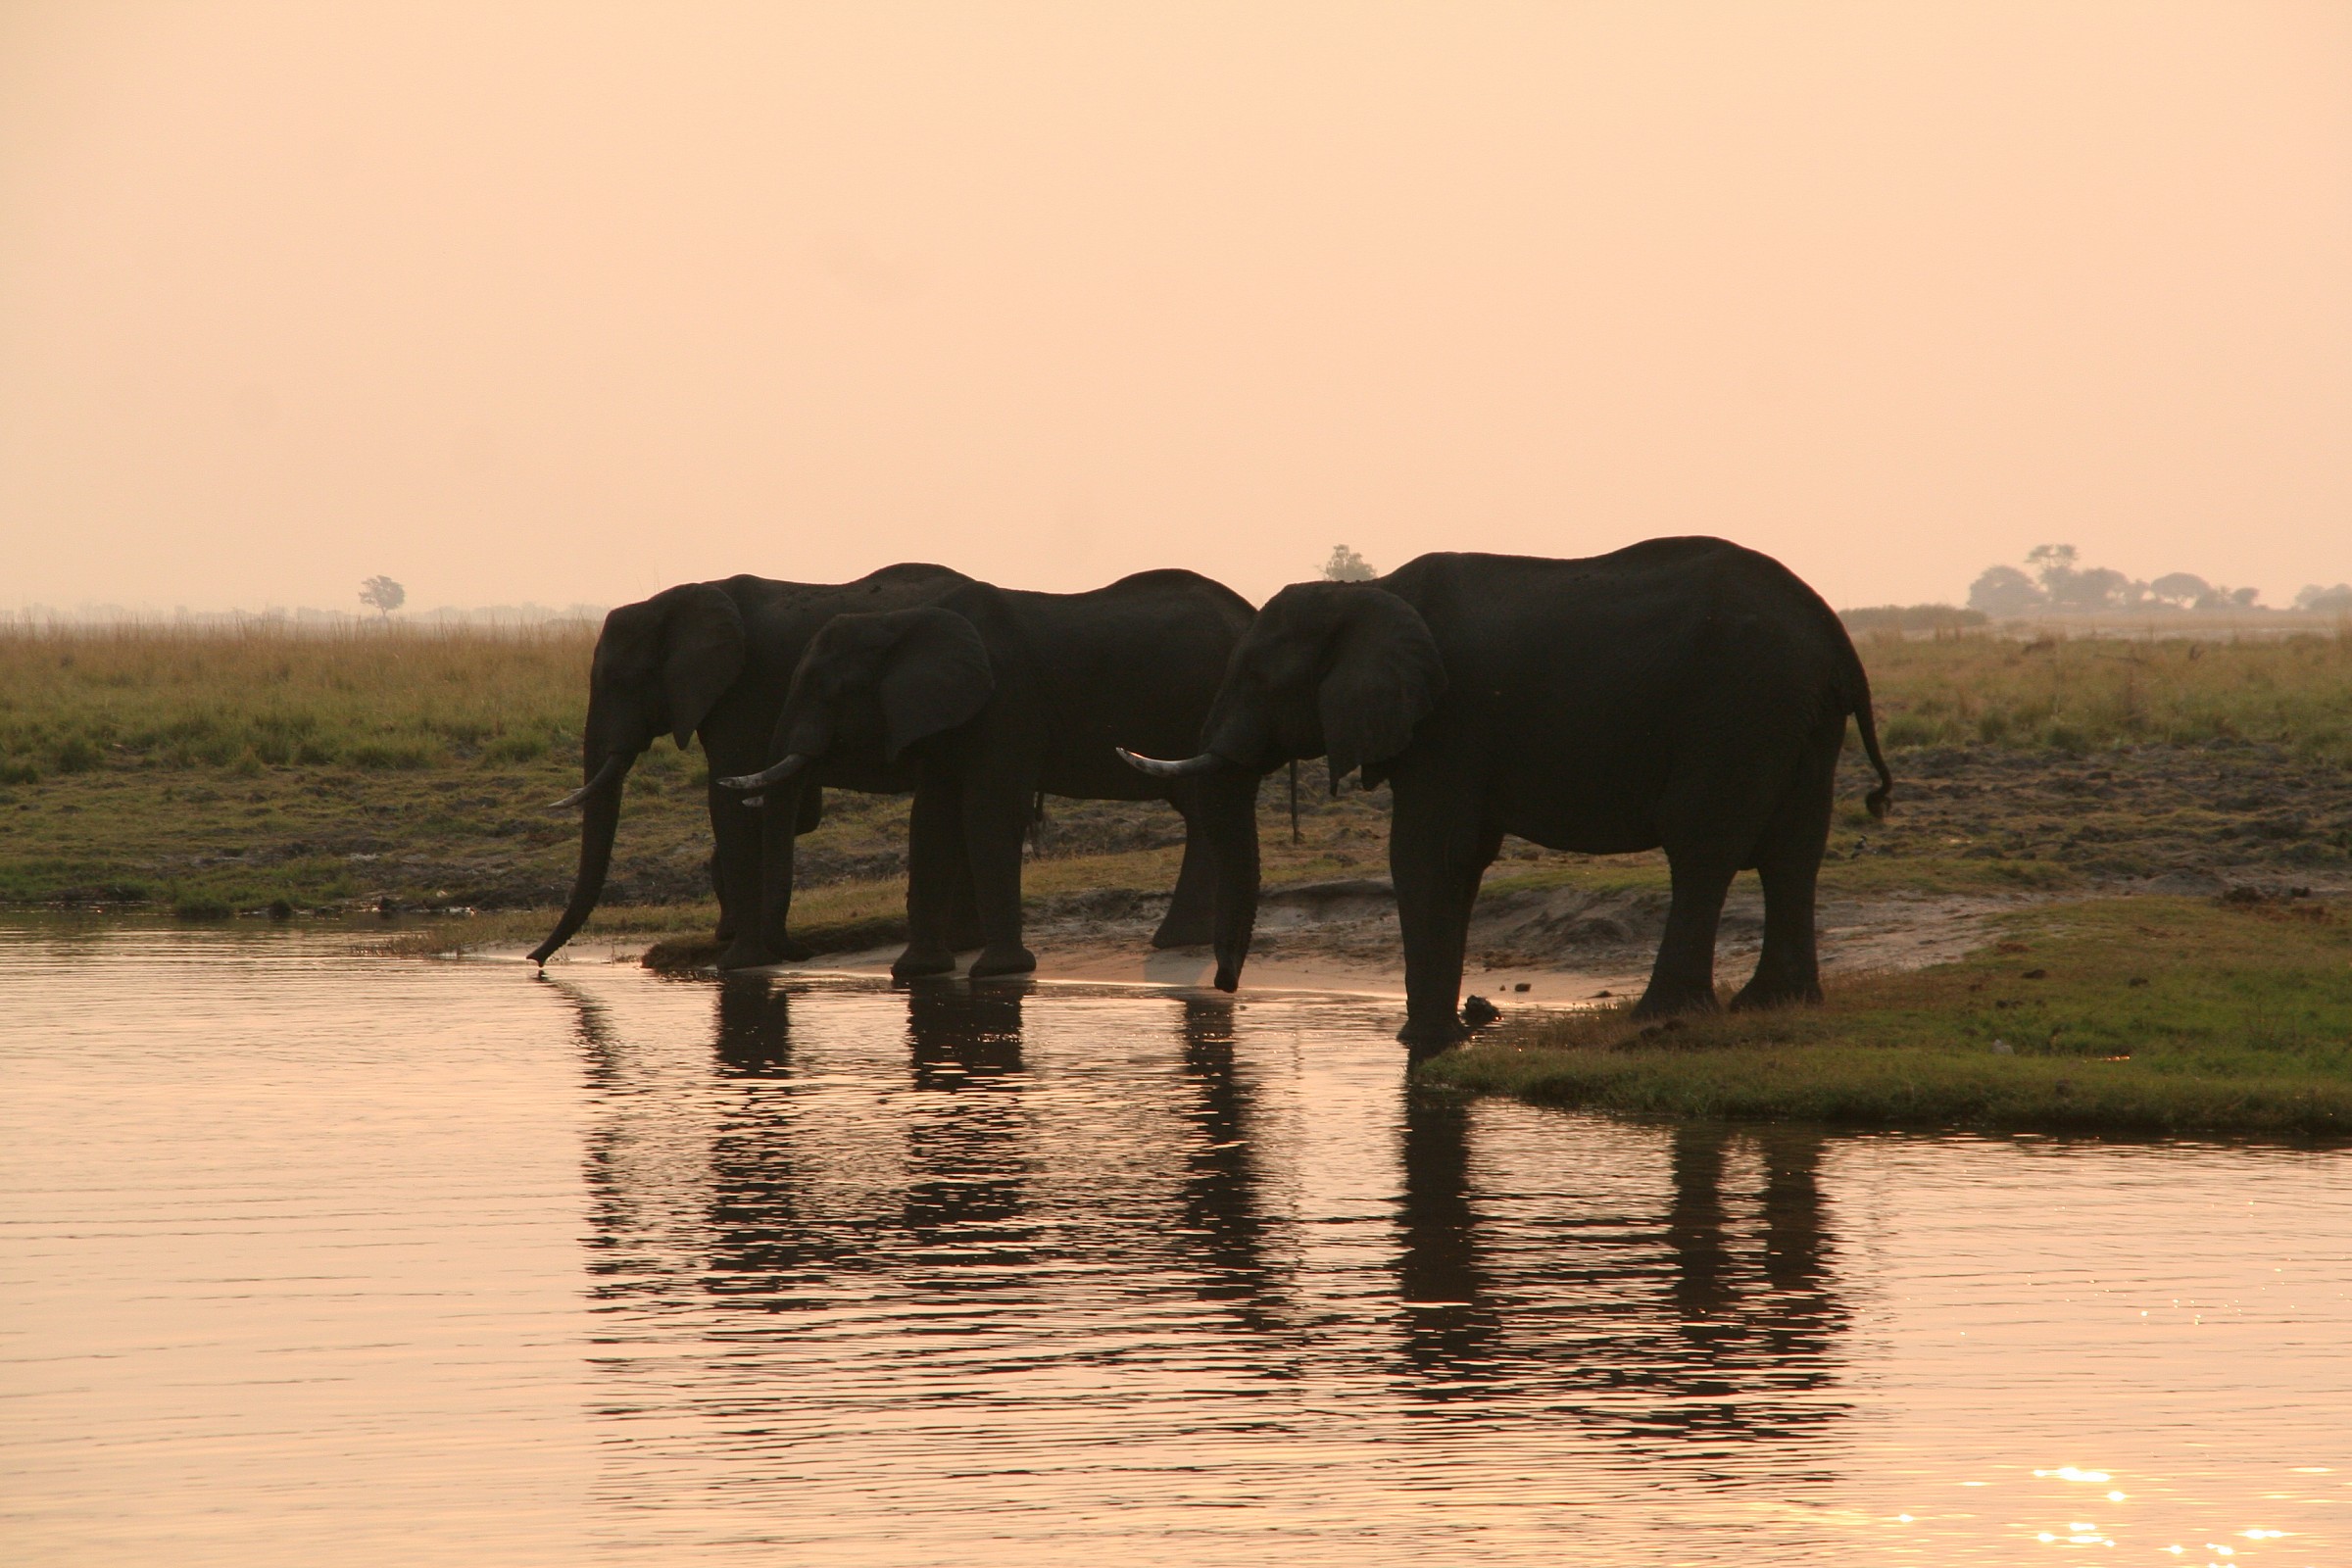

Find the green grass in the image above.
[{"left": 1423, "top": 896, "right": 2352, "bottom": 1135}]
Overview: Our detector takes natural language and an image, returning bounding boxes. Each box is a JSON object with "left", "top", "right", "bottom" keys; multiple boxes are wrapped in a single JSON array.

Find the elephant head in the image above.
[
  {"left": 1126, "top": 580, "right": 1446, "bottom": 791},
  {"left": 1118, "top": 580, "right": 1446, "bottom": 991},
  {"left": 718, "top": 607, "right": 995, "bottom": 796},
  {"left": 530, "top": 584, "right": 746, "bottom": 964}
]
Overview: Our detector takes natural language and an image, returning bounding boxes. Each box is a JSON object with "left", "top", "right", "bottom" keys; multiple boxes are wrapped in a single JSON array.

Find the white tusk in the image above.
[
  {"left": 718, "top": 754, "right": 810, "bottom": 792},
  {"left": 1116, "top": 747, "right": 1225, "bottom": 778}
]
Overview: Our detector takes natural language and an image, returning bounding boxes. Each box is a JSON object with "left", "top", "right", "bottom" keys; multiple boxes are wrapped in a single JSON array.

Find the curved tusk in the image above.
[
  {"left": 547, "top": 754, "right": 626, "bottom": 810},
  {"left": 1116, "top": 747, "right": 1226, "bottom": 778},
  {"left": 718, "top": 754, "right": 810, "bottom": 792}
]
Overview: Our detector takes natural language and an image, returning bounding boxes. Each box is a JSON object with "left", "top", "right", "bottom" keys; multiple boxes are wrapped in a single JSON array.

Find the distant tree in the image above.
[
  {"left": 2025, "top": 543, "right": 2078, "bottom": 577},
  {"left": 2230, "top": 585, "right": 2260, "bottom": 609},
  {"left": 2148, "top": 572, "right": 2211, "bottom": 609},
  {"left": 1967, "top": 564, "right": 2042, "bottom": 616},
  {"left": 2295, "top": 583, "right": 2352, "bottom": 613},
  {"left": 1320, "top": 544, "right": 1377, "bottom": 582},
  {"left": 359, "top": 575, "right": 406, "bottom": 620},
  {"left": 2047, "top": 565, "right": 2133, "bottom": 612}
]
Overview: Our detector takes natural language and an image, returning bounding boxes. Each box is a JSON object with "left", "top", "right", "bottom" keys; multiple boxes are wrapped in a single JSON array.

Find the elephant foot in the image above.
[
  {"left": 891, "top": 944, "right": 957, "bottom": 980},
  {"left": 946, "top": 918, "right": 988, "bottom": 952},
  {"left": 1396, "top": 1011, "right": 1469, "bottom": 1056},
  {"left": 1631, "top": 983, "right": 1723, "bottom": 1019},
  {"left": 1150, "top": 911, "right": 1215, "bottom": 950},
  {"left": 715, "top": 938, "right": 775, "bottom": 971},
  {"left": 1729, "top": 978, "right": 1822, "bottom": 1012},
  {"left": 967, "top": 943, "right": 1038, "bottom": 980},
  {"left": 770, "top": 935, "right": 815, "bottom": 963}
]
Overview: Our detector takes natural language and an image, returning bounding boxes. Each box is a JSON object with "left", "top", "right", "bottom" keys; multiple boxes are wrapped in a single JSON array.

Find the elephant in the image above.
[
  {"left": 529, "top": 566, "right": 1231, "bottom": 970},
  {"left": 719, "top": 569, "right": 1263, "bottom": 983},
  {"left": 1120, "top": 538, "right": 1894, "bottom": 1052}
]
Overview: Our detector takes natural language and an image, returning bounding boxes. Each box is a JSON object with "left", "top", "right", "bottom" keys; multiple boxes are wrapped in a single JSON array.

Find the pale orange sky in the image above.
[{"left": 3, "top": 2, "right": 2347, "bottom": 613}]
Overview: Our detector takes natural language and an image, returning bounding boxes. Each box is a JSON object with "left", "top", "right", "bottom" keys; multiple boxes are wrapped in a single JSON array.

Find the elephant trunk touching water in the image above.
[{"left": 529, "top": 752, "right": 634, "bottom": 964}]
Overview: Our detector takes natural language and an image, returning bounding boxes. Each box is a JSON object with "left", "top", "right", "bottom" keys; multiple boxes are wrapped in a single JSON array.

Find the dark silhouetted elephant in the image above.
[
  {"left": 721, "top": 570, "right": 1262, "bottom": 982},
  {"left": 1122, "top": 538, "right": 1893, "bottom": 1051},
  {"left": 533, "top": 566, "right": 1241, "bottom": 969}
]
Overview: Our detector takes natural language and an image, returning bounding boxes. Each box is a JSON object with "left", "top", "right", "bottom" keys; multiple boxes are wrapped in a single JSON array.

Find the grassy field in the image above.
[
  {"left": 1850, "top": 624, "right": 2352, "bottom": 760},
  {"left": 1423, "top": 894, "right": 2352, "bottom": 1135},
  {"left": 2, "top": 623, "right": 2348, "bottom": 929}
]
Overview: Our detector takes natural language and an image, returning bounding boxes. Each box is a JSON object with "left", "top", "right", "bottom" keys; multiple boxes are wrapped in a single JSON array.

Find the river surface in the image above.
[{"left": 3, "top": 921, "right": 2346, "bottom": 1565}]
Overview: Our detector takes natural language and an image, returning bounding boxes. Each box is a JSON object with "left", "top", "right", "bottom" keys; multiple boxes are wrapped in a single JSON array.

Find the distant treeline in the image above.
[{"left": 1968, "top": 545, "right": 2352, "bottom": 617}]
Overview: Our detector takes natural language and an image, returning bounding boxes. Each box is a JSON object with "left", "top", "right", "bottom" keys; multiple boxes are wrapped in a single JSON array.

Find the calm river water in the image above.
[{"left": 3, "top": 921, "right": 2346, "bottom": 1565}]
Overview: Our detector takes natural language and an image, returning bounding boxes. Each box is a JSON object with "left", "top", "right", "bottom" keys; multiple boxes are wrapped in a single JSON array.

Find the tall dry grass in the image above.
[
  {"left": 0, "top": 622, "right": 595, "bottom": 778},
  {"left": 1852, "top": 627, "right": 2352, "bottom": 762},
  {"left": 3, "top": 621, "right": 2349, "bottom": 784}
]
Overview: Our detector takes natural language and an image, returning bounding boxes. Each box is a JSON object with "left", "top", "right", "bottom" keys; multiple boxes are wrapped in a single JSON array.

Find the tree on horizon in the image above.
[{"left": 360, "top": 575, "right": 406, "bottom": 621}]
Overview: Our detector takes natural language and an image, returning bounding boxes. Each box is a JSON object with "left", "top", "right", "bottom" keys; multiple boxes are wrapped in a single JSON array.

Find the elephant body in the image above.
[
  {"left": 728, "top": 569, "right": 1263, "bottom": 982},
  {"left": 1164, "top": 538, "right": 1893, "bottom": 1050},
  {"left": 533, "top": 564, "right": 1237, "bottom": 969}
]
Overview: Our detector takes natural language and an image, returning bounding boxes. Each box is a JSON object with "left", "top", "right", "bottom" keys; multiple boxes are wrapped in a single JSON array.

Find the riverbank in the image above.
[
  {"left": 1421, "top": 893, "right": 2352, "bottom": 1135},
  {"left": 5, "top": 624, "right": 2350, "bottom": 920}
]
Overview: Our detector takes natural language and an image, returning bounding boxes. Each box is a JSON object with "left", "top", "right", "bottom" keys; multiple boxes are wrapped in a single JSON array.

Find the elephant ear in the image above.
[
  {"left": 878, "top": 610, "right": 995, "bottom": 763},
  {"left": 1317, "top": 589, "right": 1446, "bottom": 791},
  {"left": 658, "top": 585, "right": 747, "bottom": 747}
]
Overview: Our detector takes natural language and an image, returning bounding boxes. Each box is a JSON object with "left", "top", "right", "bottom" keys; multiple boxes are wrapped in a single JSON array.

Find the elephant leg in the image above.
[
  {"left": 894, "top": 779, "right": 962, "bottom": 979},
  {"left": 1635, "top": 850, "right": 1738, "bottom": 1016},
  {"left": 960, "top": 775, "right": 1038, "bottom": 980},
  {"left": 1152, "top": 795, "right": 1218, "bottom": 949},
  {"left": 1733, "top": 734, "right": 1838, "bottom": 1010},
  {"left": 943, "top": 822, "right": 987, "bottom": 952},
  {"left": 1391, "top": 788, "right": 1492, "bottom": 1054},
  {"left": 709, "top": 852, "right": 732, "bottom": 942},
  {"left": 758, "top": 781, "right": 815, "bottom": 963},
  {"left": 711, "top": 782, "right": 773, "bottom": 970}
]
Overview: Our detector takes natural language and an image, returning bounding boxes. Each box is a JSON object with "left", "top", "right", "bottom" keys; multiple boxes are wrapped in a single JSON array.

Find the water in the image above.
[{"left": 3, "top": 923, "right": 2345, "bottom": 1565}]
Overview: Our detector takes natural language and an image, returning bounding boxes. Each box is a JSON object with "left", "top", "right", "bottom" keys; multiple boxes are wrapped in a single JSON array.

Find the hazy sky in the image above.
[{"left": 3, "top": 2, "right": 2347, "bottom": 612}]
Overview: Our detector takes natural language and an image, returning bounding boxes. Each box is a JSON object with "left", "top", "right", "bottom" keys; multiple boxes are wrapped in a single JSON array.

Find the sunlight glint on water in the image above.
[{"left": 1, "top": 921, "right": 2345, "bottom": 1564}]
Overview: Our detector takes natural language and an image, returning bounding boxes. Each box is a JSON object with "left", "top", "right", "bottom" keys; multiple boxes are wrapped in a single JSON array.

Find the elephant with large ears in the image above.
[
  {"left": 1122, "top": 538, "right": 1895, "bottom": 1054},
  {"left": 531, "top": 565, "right": 981, "bottom": 969},
  {"left": 719, "top": 569, "right": 1264, "bottom": 985}
]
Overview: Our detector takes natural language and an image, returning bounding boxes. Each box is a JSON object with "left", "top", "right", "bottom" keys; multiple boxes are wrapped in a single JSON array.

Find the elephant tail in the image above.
[{"left": 1839, "top": 643, "right": 1895, "bottom": 819}]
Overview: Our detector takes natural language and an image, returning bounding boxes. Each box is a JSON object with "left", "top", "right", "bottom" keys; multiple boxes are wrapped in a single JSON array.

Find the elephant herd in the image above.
[{"left": 530, "top": 537, "right": 1893, "bottom": 1052}]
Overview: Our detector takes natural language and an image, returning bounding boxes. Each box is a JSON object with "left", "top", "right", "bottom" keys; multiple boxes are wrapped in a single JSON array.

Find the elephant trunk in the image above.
[
  {"left": 528, "top": 755, "right": 633, "bottom": 965},
  {"left": 1201, "top": 775, "right": 1261, "bottom": 993}
]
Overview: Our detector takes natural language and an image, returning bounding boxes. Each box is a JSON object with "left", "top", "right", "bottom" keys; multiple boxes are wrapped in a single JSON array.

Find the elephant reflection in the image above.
[
  {"left": 900, "top": 985, "right": 1034, "bottom": 1259},
  {"left": 1394, "top": 1095, "right": 1847, "bottom": 1442},
  {"left": 562, "top": 978, "right": 1848, "bottom": 1457},
  {"left": 1171, "top": 998, "right": 1285, "bottom": 1328}
]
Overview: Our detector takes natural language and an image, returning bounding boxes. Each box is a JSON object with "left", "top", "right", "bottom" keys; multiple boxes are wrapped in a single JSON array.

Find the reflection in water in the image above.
[
  {"left": 1394, "top": 1095, "right": 1844, "bottom": 1445},
  {"left": 14, "top": 927, "right": 2347, "bottom": 1566},
  {"left": 899, "top": 983, "right": 1034, "bottom": 1282},
  {"left": 579, "top": 980, "right": 1854, "bottom": 1471},
  {"left": 1172, "top": 998, "right": 1284, "bottom": 1327}
]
